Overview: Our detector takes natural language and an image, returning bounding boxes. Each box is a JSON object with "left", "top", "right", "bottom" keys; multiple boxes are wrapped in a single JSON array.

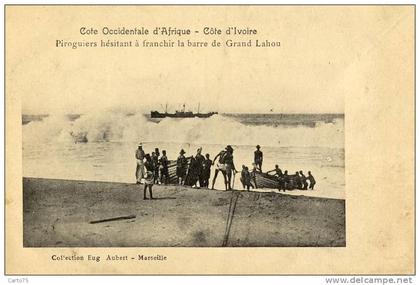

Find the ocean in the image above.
[{"left": 22, "top": 112, "right": 345, "bottom": 199}]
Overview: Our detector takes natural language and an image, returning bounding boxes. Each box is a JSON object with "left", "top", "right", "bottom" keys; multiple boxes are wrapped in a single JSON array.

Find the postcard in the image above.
[{"left": 5, "top": 5, "right": 414, "bottom": 274}]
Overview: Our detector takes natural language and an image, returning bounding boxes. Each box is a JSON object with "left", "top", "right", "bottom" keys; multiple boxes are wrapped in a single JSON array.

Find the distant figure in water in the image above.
[
  {"left": 299, "top": 170, "right": 308, "bottom": 190},
  {"left": 159, "top": 150, "right": 169, "bottom": 184},
  {"left": 143, "top": 154, "right": 154, "bottom": 200},
  {"left": 151, "top": 151, "right": 160, "bottom": 184},
  {"left": 202, "top": 153, "right": 212, "bottom": 188},
  {"left": 195, "top": 147, "right": 205, "bottom": 187},
  {"left": 254, "top": 145, "right": 263, "bottom": 171},
  {"left": 135, "top": 143, "right": 145, "bottom": 184},
  {"left": 308, "top": 171, "right": 316, "bottom": 190},
  {"left": 240, "top": 165, "right": 253, "bottom": 191},
  {"left": 176, "top": 149, "right": 188, "bottom": 185}
]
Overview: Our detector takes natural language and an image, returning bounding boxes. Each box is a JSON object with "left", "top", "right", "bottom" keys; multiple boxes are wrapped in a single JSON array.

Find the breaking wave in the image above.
[{"left": 22, "top": 110, "right": 344, "bottom": 148}]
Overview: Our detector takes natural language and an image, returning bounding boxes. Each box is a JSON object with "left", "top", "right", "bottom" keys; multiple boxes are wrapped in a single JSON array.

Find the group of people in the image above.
[
  {"left": 175, "top": 147, "right": 213, "bottom": 188},
  {"left": 135, "top": 143, "right": 169, "bottom": 199},
  {"left": 266, "top": 166, "right": 316, "bottom": 191},
  {"left": 135, "top": 143, "right": 316, "bottom": 199},
  {"left": 238, "top": 146, "right": 316, "bottom": 192}
]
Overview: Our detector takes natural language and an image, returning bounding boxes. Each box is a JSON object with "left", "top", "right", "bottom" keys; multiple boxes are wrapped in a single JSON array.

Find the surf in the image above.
[{"left": 22, "top": 110, "right": 344, "bottom": 148}]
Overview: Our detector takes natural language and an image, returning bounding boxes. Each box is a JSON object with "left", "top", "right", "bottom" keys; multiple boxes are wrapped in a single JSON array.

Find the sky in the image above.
[{"left": 7, "top": 6, "right": 408, "bottom": 115}]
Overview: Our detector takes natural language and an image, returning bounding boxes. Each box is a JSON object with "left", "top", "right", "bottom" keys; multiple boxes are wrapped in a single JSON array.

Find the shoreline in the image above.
[
  {"left": 23, "top": 177, "right": 345, "bottom": 247},
  {"left": 22, "top": 175, "right": 345, "bottom": 200}
]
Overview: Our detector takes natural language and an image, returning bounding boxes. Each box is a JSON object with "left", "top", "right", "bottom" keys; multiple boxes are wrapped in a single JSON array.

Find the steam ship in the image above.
[{"left": 150, "top": 104, "right": 218, "bottom": 119}]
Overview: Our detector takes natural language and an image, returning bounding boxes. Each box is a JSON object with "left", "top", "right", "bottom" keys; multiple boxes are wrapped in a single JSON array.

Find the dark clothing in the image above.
[
  {"left": 254, "top": 150, "right": 263, "bottom": 170},
  {"left": 160, "top": 167, "right": 169, "bottom": 184},
  {"left": 278, "top": 176, "right": 285, "bottom": 191},
  {"left": 300, "top": 173, "right": 308, "bottom": 190},
  {"left": 144, "top": 160, "right": 154, "bottom": 172},
  {"left": 159, "top": 155, "right": 169, "bottom": 184},
  {"left": 159, "top": 155, "right": 169, "bottom": 169},
  {"left": 176, "top": 155, "right": 188, "bottom": 178},
  {"left": 240, "top": 169, "right": 253, "bottom": 190},
  {"left": 152, "top": 155, "right": 160, "bottom": 183},
  {"left": 309, "top": 181, "right": 316, "bottom": 190},
  {"left": 203, "top": 159, "right": 212, "bottom": 179},
  {"left": 196, "top": 154, "right": 205, "bottom": 167},
  {"left": 152, "top": 155, "right": 159, "bottom": 167},
  {"left": 195, "top": 153, "right": 205, "bottom": 187},
  {"left": 308, "top": 174, "right": 316, "bottom": 190},
  {"left": 202, "top": 159, "right": 212, "bottom": 187},
  {"left": 283, "top": 174, "right": 292, "bottom": 190},
  {"left": 269, "top": 168, "right": 284, "bottom": 191},
  {"left": 293, "top": 174, "right": 302, "bottom": 189},
  {"left": 186, "top": 158, "right": 199, "bottom": 186}
]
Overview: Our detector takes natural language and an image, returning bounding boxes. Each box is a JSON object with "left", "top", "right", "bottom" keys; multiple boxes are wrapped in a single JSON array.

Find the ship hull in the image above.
[{"left": 150, "top": 111, "right": 218, "bottom": 119}]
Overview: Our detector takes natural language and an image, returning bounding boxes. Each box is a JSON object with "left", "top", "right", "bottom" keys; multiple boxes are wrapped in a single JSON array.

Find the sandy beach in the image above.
[{"left": 23, "top": 177, "right": 345, "bottom": 247}]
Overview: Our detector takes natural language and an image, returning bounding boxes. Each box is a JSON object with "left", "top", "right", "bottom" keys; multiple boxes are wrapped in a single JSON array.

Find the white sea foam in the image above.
[{"left": 23, "top": 110, "right": 344, "bottom": 148}]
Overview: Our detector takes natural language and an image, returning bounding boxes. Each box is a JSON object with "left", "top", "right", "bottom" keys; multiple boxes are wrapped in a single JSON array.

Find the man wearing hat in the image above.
[
  {"left": 254, "top": 145, "right": 263, "bottom": 172},
  {"left": 135, "top": 143, "right": 146, "bottom": 184},
  {"left": 176, "top": 149, "right": 188, "bottom": 185}
]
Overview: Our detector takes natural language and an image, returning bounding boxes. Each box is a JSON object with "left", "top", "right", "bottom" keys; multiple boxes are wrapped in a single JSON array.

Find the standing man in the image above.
[
  {"left": 176, "top": 149, "right": 188, "bottom": 185},
  {"left": 254, "top": 145, "right": 263, "bottom": 171},
  {"left": 202, "top": 154, "right": 212, "bottom": 188},
  {"left": 294, "top": 171, "right": 302, "bottom": 189},
  {"left": 186, "top": 155, "right": 199, "bottom": 187},
  {"left": 195, "top": 147, "right": 205, "bottom": 187},
  {"left": 299, "top": 170, "right": 308, "bottom": 190},
  {"left": 151, "top": 151, "right": 160, "bottom": 184},
  {"left": 154, "top": 148, "right": 161, "bottom": 183},
  {"left": 240, "top": 165, "right": 253, "bottom": 191},
  {"left": 224, "top": 145, "right": 237, "bottom": 190},
  {"left": 211, "top": 147, "right": 228, "bottom": 190},
  {"left": 159, "top": 150, "right": 169, "bottom": 184},
  {"left": 135, "top": 143, "right": 145, "bottom": 184},
  {"left": 308, "top": 171, "right": 316, "bottom": 190}
]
